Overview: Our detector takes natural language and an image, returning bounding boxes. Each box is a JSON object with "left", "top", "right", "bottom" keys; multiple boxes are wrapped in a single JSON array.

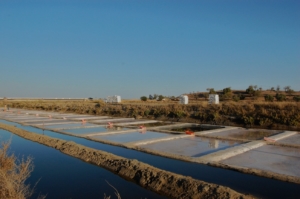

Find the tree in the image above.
[
  {"left": 222, "top": 87, "right": 232, "bottom": 99},
  {"left": 276, "top": 85, "right": 280, "bottom": 92},
  {"left": 246, "top": 85, "right": 255, "bottom": 96},
  {"left": 208, "top": 88, "right": 216, "bottom": 94},
  {"left": 246, "top": 85, "right": 261, "bottom": 99},
  {"left": 140, "top": 96, "right": 147, "bottom": 101},
  {"left": 284, "top": 86, "right": 291, "bottom": 92},
  {"left": 270, "top": 87, "right": 275, "bottom": 91},
  {"left": 223, "top": 87, "right": 231, "bottom": 94},
  {"left": 157, "top": 95, "right": 164, "bottom": 101},
  {"left": 284, "top": 86, "right": 294, "bottom": 95}
]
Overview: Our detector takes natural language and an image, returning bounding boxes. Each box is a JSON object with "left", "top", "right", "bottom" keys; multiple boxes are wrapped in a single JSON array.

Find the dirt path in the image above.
[{"left": 0, "top": 123, "right": 254, "bottom": 199}]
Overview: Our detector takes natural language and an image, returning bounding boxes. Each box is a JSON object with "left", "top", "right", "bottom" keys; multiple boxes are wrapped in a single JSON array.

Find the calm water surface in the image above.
[{"left": 0, "top": 129, "right": 166, "bottom": 199}]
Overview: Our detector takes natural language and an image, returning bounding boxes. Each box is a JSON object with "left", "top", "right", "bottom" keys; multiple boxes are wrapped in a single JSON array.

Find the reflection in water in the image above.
[
  {"left": 131, "top": 122, "right": 167, "bottom": 127},
  {"left": 208, "top": 139, "right": 219, "bottom": 149},
  {"left": 201, "top": 137, "right": 237, "bottom": 149},
  {"left": 105, "top": 126, "right": 123, "bottom": 131}
]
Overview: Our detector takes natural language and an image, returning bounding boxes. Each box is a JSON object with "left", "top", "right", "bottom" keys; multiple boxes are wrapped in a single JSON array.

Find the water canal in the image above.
[{"left": 0, "top": 119, "right": 299, "bottom": 199}]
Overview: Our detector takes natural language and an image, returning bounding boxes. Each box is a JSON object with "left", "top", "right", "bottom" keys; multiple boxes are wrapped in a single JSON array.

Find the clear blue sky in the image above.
[{"left": 1, "top": 0, "right": 299, "bottom": 99}]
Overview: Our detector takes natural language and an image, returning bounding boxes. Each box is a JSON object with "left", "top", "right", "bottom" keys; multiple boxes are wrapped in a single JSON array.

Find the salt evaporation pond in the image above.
[
  {"left": 0, "top": 119, "right": 299, "bottom": 199},
  {"left": 141, "top": 136, "right": 243, "bottom": 157},
  {"left": 45, "top": 123, "right": 98, "bottom": 129},
  {"left": 91, "top": 131, "right": 172, "bottom": 143},
  {"left": 63, "top": 126, "right": 130, "bottom": 135}
]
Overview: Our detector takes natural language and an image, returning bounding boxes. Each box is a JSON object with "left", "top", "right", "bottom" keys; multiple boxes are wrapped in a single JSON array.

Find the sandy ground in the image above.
[{"left": 0, "top": 122, "right": 254, "bottom": 199}]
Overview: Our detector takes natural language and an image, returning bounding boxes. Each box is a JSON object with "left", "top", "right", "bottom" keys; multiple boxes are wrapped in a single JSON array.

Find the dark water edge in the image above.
[
  {"left": 0, "top": 120, "right": 300, "bottom": 199},
  {"left": 0, "top": 129, "right": 167, "bottom": 199}
]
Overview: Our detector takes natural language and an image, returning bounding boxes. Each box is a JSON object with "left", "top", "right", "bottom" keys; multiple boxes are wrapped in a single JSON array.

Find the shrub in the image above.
[
  {"left": 222, "top": 87, "right": 232, "bottom": 99},
  {"left": 275, "top": 93, "right": 286, "bottom": 101},
  {"left": 246, "top": 85, "right": 261, "bottom": 98},
  {"left": 264, "top": 95, "right": 274, "bottom": 102},
  {"left": 140, "top": 96, "right": 147, "bottom": 101},
  {"left": 293, "top": 96, "right": 300, "bottom": 102},
  {"left": 232, "top": 95, "right": 240, "bottom": 102},
  {"left": 239, "top": 94, "right": 246, "bottom": 100},
  {"left": 223, "top": 87, "right": 231, "bottom": 94},
  {"left": 0, "top": 141, "right": 39, "bottom": 199}
]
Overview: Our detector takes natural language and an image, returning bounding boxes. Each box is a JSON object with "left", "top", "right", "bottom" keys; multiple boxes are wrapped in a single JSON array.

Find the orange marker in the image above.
[{"left": 185, "top": 130, "right": 195, "bottom": 135}]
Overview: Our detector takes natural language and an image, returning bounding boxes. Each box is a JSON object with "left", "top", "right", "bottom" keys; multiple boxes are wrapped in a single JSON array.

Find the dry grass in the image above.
[
  {"left": 0, "top": 141, "right": 34, "bottom": 199},
  {"left": 103, "top": 180, "right": 121, "bottom": 199},
  {"left": 2, "top": 99, "right": 300, "bottom": 130}
]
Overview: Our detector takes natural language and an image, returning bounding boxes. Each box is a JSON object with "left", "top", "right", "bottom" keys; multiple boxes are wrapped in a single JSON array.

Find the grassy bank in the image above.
[{"left": 2, "top": 100, "right": 300, "bottom": 130}]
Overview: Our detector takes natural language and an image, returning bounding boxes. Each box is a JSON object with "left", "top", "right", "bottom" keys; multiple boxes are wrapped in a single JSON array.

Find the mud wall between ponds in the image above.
[{"left": 0, "top": 123, "right": 253, "bottom": 199}]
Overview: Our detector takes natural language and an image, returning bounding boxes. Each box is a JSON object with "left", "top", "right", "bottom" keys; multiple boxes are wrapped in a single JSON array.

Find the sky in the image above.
[{"left": 0, "top": 0, "right": 299, "bottom": 99}]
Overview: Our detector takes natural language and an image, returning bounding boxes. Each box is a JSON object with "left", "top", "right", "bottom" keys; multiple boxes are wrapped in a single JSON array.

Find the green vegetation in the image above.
[
  {"left": 293, "top": 96, "right": 300, "bottom": 102},
  {"left": 221, "top": 87, "right": 232, "bottom": 100},
  {"left": 157, "top": 95, "right": 164, "bottom": 101},
  {"left": 275, "top": 93, "right": 286, "bottom": 101},
  {"left": 264, "top": 95, "right": 274, "bottom": 102},
  {"left": 246, "top": 85, "right": 261, "bottom": 98},
  {"left": 207, "top": 88, "right": 216, "bottom": 94},
  {"left": 140, "top": 96, "right": 147, "bottom": 101},
  {"left": 284, "top": 86, "right": 295, "bottom": 95},
  {"left": 232, "top": 95, "right": 240, "bottom": 102}
]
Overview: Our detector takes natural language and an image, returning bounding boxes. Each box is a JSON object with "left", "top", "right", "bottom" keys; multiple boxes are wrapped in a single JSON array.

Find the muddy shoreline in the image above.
[{"left": 0, "top": 123, "right": 254, "bottom": 199}]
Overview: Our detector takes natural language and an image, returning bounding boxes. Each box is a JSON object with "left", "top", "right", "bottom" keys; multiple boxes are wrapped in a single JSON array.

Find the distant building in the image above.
[
  {"left": 179, "top": 95, "right": 188, "bottom": 104},
  {"left": 104, "top": 95, "right": 121, "bottom": 103},
  {"left": 208, "top": 94, "right": 219, "bottom": 104}
]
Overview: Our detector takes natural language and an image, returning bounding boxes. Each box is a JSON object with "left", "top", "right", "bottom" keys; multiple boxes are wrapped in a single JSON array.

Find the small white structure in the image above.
[
  {"left": 105, "top": 95, "right": 121, "bottom": 103},
  {"left": 208, "top": 94, "right": 219, "bottom": 104},
  {"left": 179, "top": 95, "right": 188, "bottom": 104}
]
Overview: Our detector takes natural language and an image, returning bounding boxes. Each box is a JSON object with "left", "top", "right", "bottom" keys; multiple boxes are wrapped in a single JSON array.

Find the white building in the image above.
[
  {"left": 179, "top": 95, "right": 188, "bottom": 104},
  {"left": 105, "top": 95, "right": 121, "bottom": 103},
  {"left": 208, "top": 94, "right": 219, "bottom": 104}
]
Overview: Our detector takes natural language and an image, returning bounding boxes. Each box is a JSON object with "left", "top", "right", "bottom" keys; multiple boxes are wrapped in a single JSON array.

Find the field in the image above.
[{"left": 1, "top": 94, "right": 300, "bottom": 131}]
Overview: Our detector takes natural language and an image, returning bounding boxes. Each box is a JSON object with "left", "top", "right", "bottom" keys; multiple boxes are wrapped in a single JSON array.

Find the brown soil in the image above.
[{"left": 0, "top": 123, "right": 254, "bottom": 199}]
